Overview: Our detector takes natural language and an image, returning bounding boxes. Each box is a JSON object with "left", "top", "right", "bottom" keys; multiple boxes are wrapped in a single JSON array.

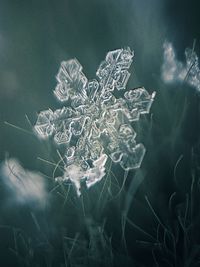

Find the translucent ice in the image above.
[{"left": 35, "top": 47, "right": 155, "bottom": 195}]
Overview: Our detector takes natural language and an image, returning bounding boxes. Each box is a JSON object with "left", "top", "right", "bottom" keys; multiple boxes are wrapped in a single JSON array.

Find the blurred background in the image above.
[{"left": 0, "top": 0, "right": 200, "bottom": 266}]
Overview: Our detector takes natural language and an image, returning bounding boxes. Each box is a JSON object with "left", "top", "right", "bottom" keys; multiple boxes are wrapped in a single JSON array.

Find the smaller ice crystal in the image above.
[
  {"left": 56, "top": 154, "right": 108, "bottom": 196},
  {"left": 35, "top": 47, "right": 155, "bottom": 195}
]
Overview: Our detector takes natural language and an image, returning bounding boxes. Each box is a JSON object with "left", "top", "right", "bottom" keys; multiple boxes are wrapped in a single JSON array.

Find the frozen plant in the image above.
[{"left": 34, "top": 47, "right": 155, "bottom": 195}]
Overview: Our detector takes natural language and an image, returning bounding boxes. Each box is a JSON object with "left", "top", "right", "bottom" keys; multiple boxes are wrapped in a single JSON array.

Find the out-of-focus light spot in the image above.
[
  {"left": 162, "top": 41, "right": 200, "bottom": 91},
  {"left": 1, "top": 158, "right": 47, "bottom": 208}
]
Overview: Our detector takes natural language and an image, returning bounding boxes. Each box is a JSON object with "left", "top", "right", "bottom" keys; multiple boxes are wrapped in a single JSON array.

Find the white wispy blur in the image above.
[
  {"left": 1, "top": 158, "right": 47, "bottom": 208},
  {"left": 162, "top": 41, "right": 200, "bottom": 91}
]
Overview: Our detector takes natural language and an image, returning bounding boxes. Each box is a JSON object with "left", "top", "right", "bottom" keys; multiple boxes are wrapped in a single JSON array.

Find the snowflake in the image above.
[{"left": 34, "top": 47, "right": 155, "bottom": 195}]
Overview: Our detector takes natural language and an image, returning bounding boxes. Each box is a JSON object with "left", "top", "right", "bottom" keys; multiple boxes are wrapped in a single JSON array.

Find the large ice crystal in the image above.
[{"left": 34, "top": 47, "right": 155, "bottom": 195}]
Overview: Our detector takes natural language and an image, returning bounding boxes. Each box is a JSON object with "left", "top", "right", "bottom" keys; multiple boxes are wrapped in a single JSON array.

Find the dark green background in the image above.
[{"left": 0, "top": 0, "right": 200, "bottom": 266}]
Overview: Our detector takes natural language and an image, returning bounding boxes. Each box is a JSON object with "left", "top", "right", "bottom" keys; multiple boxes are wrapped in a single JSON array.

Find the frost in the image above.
[
  {"left": 162, "top": 41, "right": 200, "bottom": 91},
  {"left": 34, "top": 47, "right": 155, "bottom": 195}
]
